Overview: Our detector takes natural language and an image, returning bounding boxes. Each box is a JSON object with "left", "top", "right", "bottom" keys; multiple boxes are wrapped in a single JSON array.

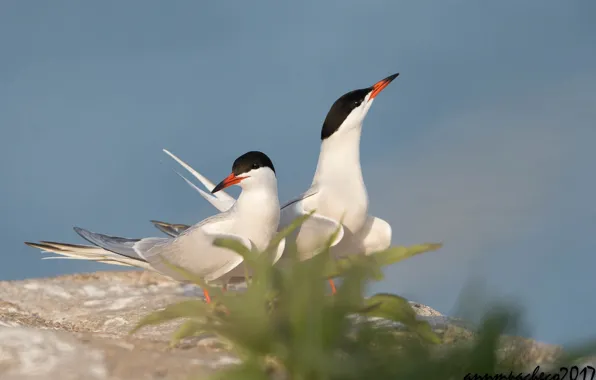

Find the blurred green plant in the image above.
[{"left": 130, "top": 214, "right": 596, "bottom": 379}]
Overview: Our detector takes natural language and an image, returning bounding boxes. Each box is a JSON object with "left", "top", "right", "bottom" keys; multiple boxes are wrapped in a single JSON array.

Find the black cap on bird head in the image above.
[
  {"left": 320, "top": 73, "right": 399, "bottom": 140},
  {"left": 212, "top": 151, "right": 275, "bottom": 193}
]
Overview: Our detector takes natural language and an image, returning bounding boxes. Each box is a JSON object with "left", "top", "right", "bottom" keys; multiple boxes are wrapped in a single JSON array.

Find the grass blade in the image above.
[
  {"left": 371, "top": 243, "right": 443, "bottom": 267},
  {"left": 213, "top": 238, "right": 258, "bottom": 264},
  {"left": 266, "top": 210, "right": 315, "bottom": 254},
  {"left": 170, "top": 319, "right": 206, "bottom": 347},
  {"left": 361, "top": 293, "right": 441, "bottom": 344},
  {"left": 324, "top": 243, "right": 443, "bottom": 279}
]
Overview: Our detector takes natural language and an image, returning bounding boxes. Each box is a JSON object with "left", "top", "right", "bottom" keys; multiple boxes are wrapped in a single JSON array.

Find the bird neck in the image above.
[
  {"left": 232, "top": 183, "right": 280, "bottom": 250},
  {"left": 236, "top": 179, "right": 279, "bottom": 210},
  {"left": 313, "top": 126, "right": 363, "bottom": 186}
]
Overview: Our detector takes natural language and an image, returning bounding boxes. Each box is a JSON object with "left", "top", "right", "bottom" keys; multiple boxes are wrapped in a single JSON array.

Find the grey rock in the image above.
[
  {"left": 0, "top": 270, "right": 576, "bottom": 379},
  {"left": 0, "top": 327, "right": 107, "bottom": 380},
  {"left": 0, "top": 271, "right": 228, "bottom": 379}
]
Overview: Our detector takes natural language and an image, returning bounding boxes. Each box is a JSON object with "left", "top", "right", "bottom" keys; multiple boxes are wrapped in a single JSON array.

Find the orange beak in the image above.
[
  {"left": 369, "top": 72, "right": 399, "bottom": 100},
  {"left": 212, "top": 173, "right": 247, "bottom": 193}
]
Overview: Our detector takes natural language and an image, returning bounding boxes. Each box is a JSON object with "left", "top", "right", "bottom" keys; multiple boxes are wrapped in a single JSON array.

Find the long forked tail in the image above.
[
  {"left": 150, "top": 149, "right": 237, "bottom": 237},
  {"left": 163, "top": 149, "right": 236, "bottom": 212},
  {"left": 24, "top": 240, "right": 153, "bottom": 269}
]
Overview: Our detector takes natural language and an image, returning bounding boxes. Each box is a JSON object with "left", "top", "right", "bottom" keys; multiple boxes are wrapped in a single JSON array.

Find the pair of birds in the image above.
[{"left": 26, "top": 72, "right": 399, "bottom": 303}]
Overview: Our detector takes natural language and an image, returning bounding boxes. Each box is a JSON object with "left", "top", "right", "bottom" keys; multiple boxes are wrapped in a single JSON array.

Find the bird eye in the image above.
[
  {"left": 354, "top": 100, "right": 362, "bottom": 107},
  {"left": 252, "top": 163, "right": 259, "bottom": 169}
]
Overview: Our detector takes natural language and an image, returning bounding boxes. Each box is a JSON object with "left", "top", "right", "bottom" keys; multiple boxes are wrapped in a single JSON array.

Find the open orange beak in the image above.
[
  {"left": 369, "top": 72, "right": 399, "bottom": 100},
  {"left": 212, "top": 173, "right": 247, "bottom": 194}
]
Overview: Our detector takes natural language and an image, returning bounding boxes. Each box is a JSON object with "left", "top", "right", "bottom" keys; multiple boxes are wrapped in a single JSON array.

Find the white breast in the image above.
[
  {"left": 227, "top": 189, "right": 280, "bottom": 251},
  {"left": 304, "top": 180, "right": 368, "bottom": 233}
]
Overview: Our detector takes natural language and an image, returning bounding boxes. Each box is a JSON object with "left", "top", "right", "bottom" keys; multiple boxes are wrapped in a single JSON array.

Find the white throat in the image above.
[
  {"left": 308, "top": 120, "right": 369, "bottom": 233},
  {"left": 231, "top": 175, "right": 280, "bottom": 250},
  {"left": 313, "top": 124, "right": 363, "bottom": 186},
  {"left": 236, "top": 177, "right": 279, "bottom": 209}
]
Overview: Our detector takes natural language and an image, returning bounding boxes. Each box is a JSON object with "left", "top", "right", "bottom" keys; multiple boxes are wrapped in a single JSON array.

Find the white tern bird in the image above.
[{"left": 26, "top": 151, "right": 283, "bottom": 303}]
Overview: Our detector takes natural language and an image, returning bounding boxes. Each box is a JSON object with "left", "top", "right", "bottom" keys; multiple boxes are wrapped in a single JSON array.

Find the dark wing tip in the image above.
[
  {"left": 73, "top": 226, "right": 98, "bottom": 247},
  {"left": 24, "top": 241, "right": 54, "bottom": 251},
  {"left": 150, "top": 220, "right": 169, "bottom": 227}
]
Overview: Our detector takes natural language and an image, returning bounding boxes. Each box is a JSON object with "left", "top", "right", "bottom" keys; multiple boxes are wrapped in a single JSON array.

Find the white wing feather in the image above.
[
  {"left": 279, "top": 195, "right": 344, "bottom": 261},
  {"left": 353, "top": 216, "right": 392, "bottom": 255},
  {"left": 134, "top": 231, "right": 251, "bottom": 283}
]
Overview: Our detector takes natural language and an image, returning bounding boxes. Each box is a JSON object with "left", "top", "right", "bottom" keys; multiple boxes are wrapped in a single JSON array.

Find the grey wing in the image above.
[
  {"left": 134, "top": 229, "right": 251, "bottom": 283},
  {"left": 153, "top": 185, "right": 316, "bottom": 237},
  {"left": 74, "top": 227, "right": 144, "bottom": 260},
  {"left": 280, "top": 186, "right": 319, "bottom": 210},
  {"left": 183, "top": 208, "right": 236, "bottom": 234},
  {"left": 149, "top": 204, "right": 233, "bottom": 238}
]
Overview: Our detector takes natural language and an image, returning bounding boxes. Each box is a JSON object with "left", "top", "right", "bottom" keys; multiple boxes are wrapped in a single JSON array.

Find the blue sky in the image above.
[{"left": 1, "top": 1, "right": 594, "bottom": 346}]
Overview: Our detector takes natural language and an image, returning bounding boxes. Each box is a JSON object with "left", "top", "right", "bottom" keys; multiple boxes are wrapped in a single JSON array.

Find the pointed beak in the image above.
[
  {"left": 212, "top": 173, "right": 246, "bottom": 193},
  {"left": 369, "top": 72, "right": 399, "bottom": 100}
]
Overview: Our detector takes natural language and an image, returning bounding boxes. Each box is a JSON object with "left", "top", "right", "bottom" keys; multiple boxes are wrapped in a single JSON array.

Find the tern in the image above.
[
  {"left": 25, "top": 151, "right": 283, "bottom": 303},
  {"left": 152, "top": 73, "right": 399, "bottom": 293}
]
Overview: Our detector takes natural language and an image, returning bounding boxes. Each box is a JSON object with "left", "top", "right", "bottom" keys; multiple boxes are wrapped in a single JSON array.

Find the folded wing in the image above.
[{"left": 134, "top": 230, "right": 252, "bottom": 282}]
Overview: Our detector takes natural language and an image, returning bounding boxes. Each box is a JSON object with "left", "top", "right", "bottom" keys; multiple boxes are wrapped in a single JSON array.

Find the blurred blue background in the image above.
[{"left": 1, "top": 1, "right": 594, "bottom": 346}]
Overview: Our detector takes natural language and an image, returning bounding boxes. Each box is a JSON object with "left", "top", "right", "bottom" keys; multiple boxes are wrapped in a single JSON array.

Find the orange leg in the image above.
[
  {"left": 328, "top": 279, "right": 337, "bottom": 295},
  {"left": 203, "top": 288, "right": 212, "bottom": 304}
]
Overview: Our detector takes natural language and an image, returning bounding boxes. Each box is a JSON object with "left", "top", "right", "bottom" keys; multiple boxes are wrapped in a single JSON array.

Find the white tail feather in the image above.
[
  {"left": 163, "top": 149, "right": 235, "bottom": 212},
  {"left": 41, "top": 256, "right": 136, "bottom": 267},
  {"left": 26, "top": 242, "right": 153, "bottom": 270},
  {"left": 173, "top": 170, "right": 230, "bottom": 212}
]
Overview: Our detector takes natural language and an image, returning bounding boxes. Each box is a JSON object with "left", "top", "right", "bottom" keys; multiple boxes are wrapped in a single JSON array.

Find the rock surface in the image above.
[
  {"left": 0, "top": 270, "right": 573, "bottom": 379},
  {"left": 0, "top": 271, "right": 238, "bottom": 380}
]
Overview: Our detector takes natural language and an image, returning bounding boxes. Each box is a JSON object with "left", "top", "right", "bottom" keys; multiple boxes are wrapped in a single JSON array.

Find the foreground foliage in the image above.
[{"left": 131, "top": 215, "right": 596, "bottom": 379}]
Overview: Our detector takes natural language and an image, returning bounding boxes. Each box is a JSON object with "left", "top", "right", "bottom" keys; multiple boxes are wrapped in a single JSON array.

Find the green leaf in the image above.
[
  {"left": 324, "top": 243, "right": 443, "bottom": 279},
  {"left": 132, "top": 238, "right": 454, "bottom": 378},
  {"left": 170, "top": 319, "right": 205, "bottom": 347},
  {"left": 323, "top": 256, "right": 360, "bottom": 279},
  {"left": 360, "top": 293, "right": 441, "bottom": 344},
  {"left": 370, "top": 243, "right": 443, "bottom": 267},
  {"left": 130, "top": 300, "right": 210, "bottom": 335},
  {"left": 362, "top": 294, "right": 418, "bottom": 323},
  {"left": 213, "top": 238, "right": 258, "bottom": 264},
  {"left": 467, "top": 309, "right": 515, "bottom": 373},
  {"left": 266, "top": 210, "right": 315, "bottom": 254}
]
